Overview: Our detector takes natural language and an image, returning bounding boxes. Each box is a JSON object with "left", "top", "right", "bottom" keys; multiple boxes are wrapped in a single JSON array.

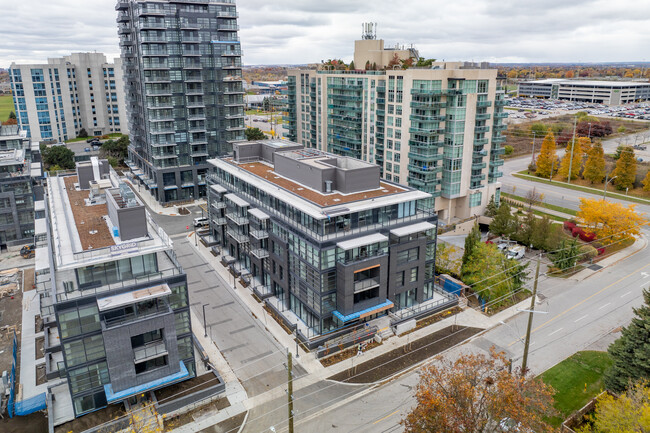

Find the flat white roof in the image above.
[
  {"left": 390, "top": 221, "right": 436, "bottom": 237},
  {"left": 337, "top": 233, "right": 388, "bottom": 250},
  {"left": 248, "top": 208, "right": 270, "bottom": 220},
  {"left": 97, "top": 283, "right": 171, "bottom": 311},
  {"left": 34, "top": 217, "right": 47, "bottom": 235},
  {"left": 225, "top": 193, "right": 249, "bottom": 208},
  {"left": 34, "top": 200, "right": 45, "bottom": 212},
  {"left": 35, "top": 247, "right": 49, "bottom": 272},
  {"left": 210, "top": 184, "right": 227, "bottom": 194}
]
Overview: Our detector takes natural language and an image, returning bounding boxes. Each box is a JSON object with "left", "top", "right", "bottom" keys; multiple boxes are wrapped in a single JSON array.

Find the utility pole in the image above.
[
  {"left": 287, "top": 349, "right": 294, "bottom": 433},
  {"left": 567, "top": 116, "right": 578, "bottom": 184},
  {"left": 531, "top": 132, "right": 536, "bottom": 164},
  {"left": 522, "top": 255, "right": 541, "bottom": 375}
]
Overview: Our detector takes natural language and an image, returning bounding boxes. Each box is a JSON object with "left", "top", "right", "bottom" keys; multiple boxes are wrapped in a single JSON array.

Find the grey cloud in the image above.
[{"left": 1, "top": 0, "right": 648, "bottom": 68}]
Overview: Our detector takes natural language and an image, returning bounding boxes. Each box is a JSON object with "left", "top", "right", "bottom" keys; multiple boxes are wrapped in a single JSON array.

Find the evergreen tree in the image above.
[
  {"left": 348, "top": 60, "right": 355, "bottom": 70},
  {"left": 613, "top": 146, "right": 637, "bottom": 190},
  {"left": 604, "top": 289, "right": 650, "bottom": 392},
  {"left": 485, "top": 194, "right": 498, "bottom": 217},
  {"left": 642, "top": 170, "right": 650, "bottom": 191},
  {"left": 489, "top": 201, "right": 516, "bottom": 238},
  {"left": 461, "top": 222, "right": 481, "bottom": 273},
  {"left": 516, "top": 211, "right": 537, "bottom": 247},
  {"left": 550, "top": 238, "right": 580, "bottom": 271},
  {"left": 530, "top": 215, "right": 552, "bottom": 251},
  {"left": 557, "top": 140, "right": 583, "bottom": 180},
  {"left": 535, "top": 132, "right": 557, "bottom": 178},
  {"left": 583, "top": 142, "right": 606, "bottom": 184},
  {"left": 78, "top": 128, "right": 88, "bottom": 138},
  {"left": 9, "top": 111, "right": 16, "bottom": 120}
]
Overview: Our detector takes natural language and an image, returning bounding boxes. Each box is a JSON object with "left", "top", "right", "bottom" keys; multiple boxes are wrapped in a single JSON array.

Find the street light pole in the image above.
[
  {"left": 603, "top": 175, "right": 617, "bottom": 200},
  {"left": 202, "top": 303, "right": 209, "bottom": 337}
]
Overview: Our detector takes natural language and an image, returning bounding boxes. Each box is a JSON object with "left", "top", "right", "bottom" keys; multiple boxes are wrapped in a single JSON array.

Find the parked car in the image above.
[
  {"left": 193, "top": 217, "right": 209, "bottom": 228},
  {"left": 86, "top": 137, "right": 100, "bottom": 143}
]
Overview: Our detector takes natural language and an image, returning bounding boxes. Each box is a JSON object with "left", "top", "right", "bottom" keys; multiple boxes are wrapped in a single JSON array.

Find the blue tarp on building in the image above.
[
  {"left": 15, "top": 393, "right": 47, "bottom": 416},
  {"left": 333, "top": 299, "right": 394, "bottom": 323},
  {"left": 104, "top": 361, "right": 189, "bottom": 404}
]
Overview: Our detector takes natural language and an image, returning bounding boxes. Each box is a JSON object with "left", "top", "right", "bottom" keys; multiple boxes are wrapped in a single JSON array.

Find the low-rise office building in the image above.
[
  {"left": 9, "top": 52, "right": 127, "bottom": 142},
  {"left": 0, "top": 125, "right": 41, "bottom": 249},
  {"left": 35, "top": 159, "right": 194, "bottom": 422},
  {"left": 205, "top": 140, "right": 456, "bottom": 341},
  {"left": 518, "top": 79, "right": 650, "bottom": 105}
]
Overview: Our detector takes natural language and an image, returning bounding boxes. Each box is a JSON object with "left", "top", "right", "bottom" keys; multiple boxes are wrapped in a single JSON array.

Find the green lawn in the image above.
[
  {"left": 514, "top": 171, "right": 650, "bottom": 206},
  {"left": 540, "top": 351, "right": 613, "bottom": 427},
  {"left": 0, "top": 94, "right": 15, "bottom": 122},
  {"left": 501, "top": 192, "right": 577, "bottom": 216}
]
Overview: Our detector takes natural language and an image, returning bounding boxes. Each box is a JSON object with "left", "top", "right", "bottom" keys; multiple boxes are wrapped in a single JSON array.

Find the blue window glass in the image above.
[{"left": 31, "top": 68, "right": 44, "bottom": 82}]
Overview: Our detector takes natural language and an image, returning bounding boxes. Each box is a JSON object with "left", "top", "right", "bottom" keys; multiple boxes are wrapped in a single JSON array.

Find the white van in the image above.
[
  {"left": 193, "top": 217, "right": 209, "bottom": 228},
  {"left": 506, "top": 245, "right": 525, "bottom": 260}
]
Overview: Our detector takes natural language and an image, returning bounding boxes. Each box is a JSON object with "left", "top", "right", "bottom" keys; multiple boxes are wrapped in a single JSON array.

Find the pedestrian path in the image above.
[{"left": 124, "top": 178, "right": 205, "bottom": 216}]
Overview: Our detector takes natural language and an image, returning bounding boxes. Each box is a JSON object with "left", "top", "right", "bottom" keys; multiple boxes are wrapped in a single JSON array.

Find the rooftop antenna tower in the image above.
[{"left": 362, "top": 22, "right": 377, "bottom": 40}]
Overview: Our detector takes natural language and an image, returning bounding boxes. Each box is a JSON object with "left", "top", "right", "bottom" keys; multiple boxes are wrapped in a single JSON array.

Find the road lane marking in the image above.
[
  {"left": 548, "top": 328, "right": 563, "bottom": 336},
  {"left": 622, "top": 291, "right": 632, "bottom": 297},
  {"left": 373, "top": 410, "right": 400, "bottom": 425},
  {"left": 598, "top": 303, "right": 611, "bottom": 310},
  {"left": 574, "top": 315, "right": 588, "bottom": 323},
  {"left": 508, "top": 261, "right": 650, "bottom": 347}
]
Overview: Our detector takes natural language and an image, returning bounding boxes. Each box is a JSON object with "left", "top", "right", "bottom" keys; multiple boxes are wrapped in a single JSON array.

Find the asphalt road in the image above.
[
  {"left": 297, "top": 226, "right": 650, "bottom": 433},
  {"left": 151, "top": 207, "right": 292, "bottom": 397}
]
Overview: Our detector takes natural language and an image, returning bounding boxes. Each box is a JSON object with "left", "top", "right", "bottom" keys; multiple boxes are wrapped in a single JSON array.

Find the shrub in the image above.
[
  {"left": 579, "top": 231, "right": 597, "bottom": 243},
  {"left": 101, "top": 135, "right": 109, "bottom": 140},
  {"left": 563, "top": 221, "right": 576, "bottom": 231},
  {"left": 504, "top": 145, "right": 514, "bottom": 155},
  {"left": 597, "top": 247, "right": 605, "bottom": 255},
  {"left": 571, "top": 226, "right": 584, "bottom": 238},
  {"left": 579, "top": 244, "right": 598, "bottom": 260}
]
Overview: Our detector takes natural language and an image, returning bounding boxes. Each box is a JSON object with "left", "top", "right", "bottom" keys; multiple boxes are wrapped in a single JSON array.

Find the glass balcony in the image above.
[
  {"left": 477, "top": 101, "right": 492, "bottom": 108},
  {"left": 411, "top": 88, "right": 442, "bottom": 96},
  {"left": 475, "top": 113, "right": 491, "bottom": 121},
  {"left": 474, "top": 125, "right": 490, "bottom": 133}
]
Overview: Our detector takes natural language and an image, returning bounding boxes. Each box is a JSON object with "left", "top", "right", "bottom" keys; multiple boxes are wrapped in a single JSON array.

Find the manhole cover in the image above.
[{"left": 588, "top": 264, "right": 603, "bottom": 271}]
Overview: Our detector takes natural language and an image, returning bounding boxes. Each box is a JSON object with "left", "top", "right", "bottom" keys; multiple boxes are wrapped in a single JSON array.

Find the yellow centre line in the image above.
[
  {"left": 373, "top": 409, "right": 400, "bottom": 425},
  {"left": 508, "top": 261, "right": 650, "bottom": 347}
]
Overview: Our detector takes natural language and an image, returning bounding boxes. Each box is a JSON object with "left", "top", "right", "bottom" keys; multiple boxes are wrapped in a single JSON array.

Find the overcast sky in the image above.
[{"left": 2, "top": 0, "right": 650, "bottom": 68}]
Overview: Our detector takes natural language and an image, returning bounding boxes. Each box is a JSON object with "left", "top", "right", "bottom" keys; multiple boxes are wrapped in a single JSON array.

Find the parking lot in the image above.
[{"left": 505, "top": 97, "right": 650, "bottom": 122}]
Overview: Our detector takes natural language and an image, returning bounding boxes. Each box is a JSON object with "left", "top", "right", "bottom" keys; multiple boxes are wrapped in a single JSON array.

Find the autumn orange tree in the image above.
[
  {"left": 402, "top": 349, "right": 556, "bottom": 433},
  {"left": 557, "top": 140, "right": 583, "bottom": 180},
  {"left": 643, "top": 170, "right": 650, "bottom": 191},
  {"left": 535, "top": 132, "right": 557, "bottom": 178},
  {"left": 583, "top": 142, "right": 606, "bottom": 184},
  {"left": 576, "top": 198, "right": 646, "bottom": 245}
]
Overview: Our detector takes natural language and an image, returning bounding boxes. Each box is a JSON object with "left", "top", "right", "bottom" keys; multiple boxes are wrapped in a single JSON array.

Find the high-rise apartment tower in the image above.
[
  {"left": 286, "top": 27, "right": 506, "bottom": 221},
  {"left": 117, "top": 0, "right": 245, "bottom": 203}
]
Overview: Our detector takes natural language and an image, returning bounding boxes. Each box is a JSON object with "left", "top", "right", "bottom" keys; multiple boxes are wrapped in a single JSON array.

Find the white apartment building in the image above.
[
  {"left": 9, "top": 53, "right": 128, "bottom": 142},
  {"left": 285, "top": 30, "right": 506, "bottom": 221}
]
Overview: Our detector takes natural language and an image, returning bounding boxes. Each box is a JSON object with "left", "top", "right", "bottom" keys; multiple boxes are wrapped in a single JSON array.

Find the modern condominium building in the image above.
[
  {"left": 34, "top": 161, "right": 194, "bottom": 421},
  {"left": 0, "top": 124, "right": 41, "bottom": 248},
  {"left": 205, "top": 139, "right": 456, "bottom": 340},
  {"left": 518, "top": 78, "right": 650, "bottom": 105},
  {"left": 118, "top": 0, "right": 245, "bottom": 204},
  {"left": 285, "top": 30, "right": 506, "bottom": 221},
  {"left": 9, "top": 53, "right": 127, "bottom": 142}
]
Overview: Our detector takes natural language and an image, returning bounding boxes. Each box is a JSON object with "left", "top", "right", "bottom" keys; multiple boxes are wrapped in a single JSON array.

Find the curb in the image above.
[
  {"left": 577, "top": 235, "right": 648, "bottom": 281},
  {"left": 236, "top": 410, "right": 249, "bottom": 433}
]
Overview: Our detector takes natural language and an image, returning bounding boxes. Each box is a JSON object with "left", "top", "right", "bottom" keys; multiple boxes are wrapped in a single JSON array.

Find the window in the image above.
[
  {"left": 395, "top": 270, "right": 405, "bottom": 286},
  {"left": 131, "top": 329, "right": 163, "bottom": 348},
  {"left": 410, "top": 267, "right": 418, "bottom": 282},
  {"left": 68, "top": 362, "right": 109, "bottom": 394},
  {"left": 59, "top": 305, "right": 101, "bottom": 338},
  {"left": 397, "top": 247, "right": 419, "bottom": 265},
  {"left": 469, "top": 192, "right": 483, "bottom": 208},
  {"left": 135, "top": 355, "right": 168, "bottom": 374},
  {"left": 63, "top": 335, "right": 106, "bottom": 367}
]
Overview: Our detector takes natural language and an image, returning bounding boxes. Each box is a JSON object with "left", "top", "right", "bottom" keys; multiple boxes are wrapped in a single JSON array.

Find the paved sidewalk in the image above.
[
  {"left": 124, "top": 178, "right": 206, "bottom": 217},
  {"left": 572, "top": 234, "right": 648, "bottom": 281}
]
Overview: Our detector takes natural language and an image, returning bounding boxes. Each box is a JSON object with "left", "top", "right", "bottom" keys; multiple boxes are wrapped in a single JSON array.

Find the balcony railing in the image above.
[
  {"left": 353, "top": 278, "right": 380, "bottom": 293},
  {"left": 133, "top": 341, "right": 168, "bottom": 363}
]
